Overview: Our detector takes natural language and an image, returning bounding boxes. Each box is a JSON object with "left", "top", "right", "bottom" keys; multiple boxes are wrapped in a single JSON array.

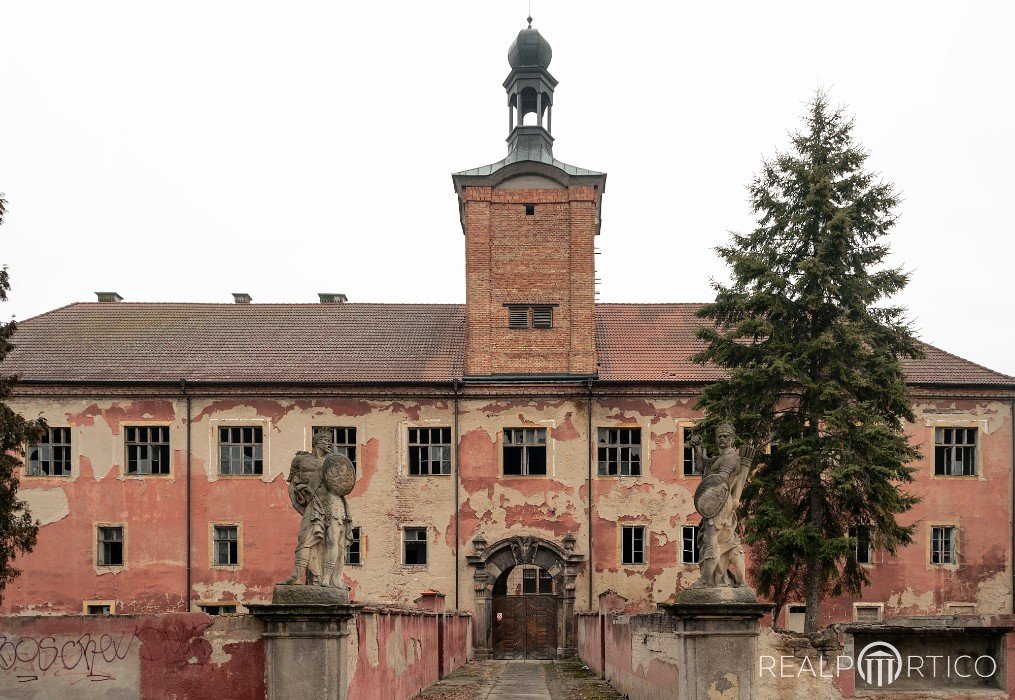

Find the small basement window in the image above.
[
  {"left": 524, "top": 204, "right": 535, "bottom": 216},
  {"left": 87, "top": 604, "right": 112, "bottom": 616},
  {"left": 200, "top": 604, "right": 238, "bottom": 615}
]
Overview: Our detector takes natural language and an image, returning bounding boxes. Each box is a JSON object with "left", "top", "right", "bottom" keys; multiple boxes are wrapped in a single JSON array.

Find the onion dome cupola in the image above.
[
  {"left": 452, "top": 18, "right": 605, "bottom": 198},
  {"left": 504, "top": 17, "right": 557, "bottom": 161}
]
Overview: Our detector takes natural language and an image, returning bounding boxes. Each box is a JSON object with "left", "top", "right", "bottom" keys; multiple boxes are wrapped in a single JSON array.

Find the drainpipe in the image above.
[
  {"left": 587, "top": 378, "right": 594, "bottom": 610},
  {"left": 454, "top": 379, "right": 461, "bottom": 611},
  {"left": 181, "top": 379, "right": 192, "bottom": 613},
  {"left": 1011, "top": 398, "right": 1014, "bottom": 615}
]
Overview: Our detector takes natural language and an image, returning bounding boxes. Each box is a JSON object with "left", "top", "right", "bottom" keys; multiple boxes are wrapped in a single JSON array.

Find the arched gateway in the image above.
[{"left": 466, "top": 533, "right": 585, "bottom": 659}]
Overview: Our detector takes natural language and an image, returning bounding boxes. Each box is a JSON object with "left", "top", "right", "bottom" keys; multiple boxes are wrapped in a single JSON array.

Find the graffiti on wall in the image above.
[{"left": 0, "top": 620, "right": 211, "bottom": 685}]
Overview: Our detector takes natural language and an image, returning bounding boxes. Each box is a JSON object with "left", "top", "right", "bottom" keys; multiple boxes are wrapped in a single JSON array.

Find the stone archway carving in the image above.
[{"left": 466, "top": 532, "right": 584, "bottom": 658}]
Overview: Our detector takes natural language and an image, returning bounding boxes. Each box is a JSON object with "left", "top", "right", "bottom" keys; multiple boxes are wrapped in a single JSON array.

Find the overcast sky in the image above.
[{"left": 1, "top": 1, "right": 1012, "bottom": 376}]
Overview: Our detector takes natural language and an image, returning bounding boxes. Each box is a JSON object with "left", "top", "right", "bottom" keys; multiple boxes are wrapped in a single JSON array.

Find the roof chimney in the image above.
[
  {"left": 95, "top": 292, "right": 123, "bottom": 302},
  {"left": 232, "top": 293, "right": 252, "bottom": 304},
  {"left": 318, "top": 293, "right": 348, "bottom": 304}
]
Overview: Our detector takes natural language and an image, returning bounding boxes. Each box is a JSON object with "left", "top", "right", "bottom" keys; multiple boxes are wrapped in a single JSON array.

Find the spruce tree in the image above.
[
  {"left": 693, "top": 92, "right": 922, "bottom": 634},
  {"left": 0, "top": 193, "right": 44, "bottom": 604}
]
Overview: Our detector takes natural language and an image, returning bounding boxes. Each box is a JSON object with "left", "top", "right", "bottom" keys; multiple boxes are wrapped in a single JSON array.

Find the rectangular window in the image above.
[
  {"left": 931, "top": 526, "right": 958, "bottom": 565},
  {"left": 682, "top": 427, "right": 702, "bottom": 476},
  {"left": 347, "top": 526, "right": 362, "bottom": 565},
  {"left": 213, "top": 525, "right": 239, "bottom": 566},
  {"left": 200, "top": 604, "right": 238, "bottom": 615},
  {"left": 850, "top": 526, "right": 873, "bottom": 565},
  {"left": 621, "top": 525, "right": 646, "bottom": 565},
  {"left": 125, "top": 426, "right": 171, "bottom": 475},
  {"left": 503, "top": 428, "right": 547, "bottom": 476},
  {"left": 597, "top": 428, "right": 642, "bottom": 476},
  {"left": 219, "top": 426, "right": 264, "bottom": 475},
  {"left": 87, "top": 604, "right": 112, "bottom": 616},
  {"left": 314, "top": 426, "right": 357, "bottom": 467},
  {"left": 521, "top": 568, "right": 553, "bottom": 594},
  {"left": 934, "top": 428, "right": 977, "bottom": 476},
  {"left": 403, "top": 527, "right": 427, "bottom": 566},
  {"left": 97, "top": 526, "right": 124, "bottom": 567},
  {"left": 27, "top": 427, "right": 72, "bottom": 477},
  {"left": 681, "top": 525, "right": 700, "bottom": 564},
  {"left": 408, "top": 427, "right": 452, "bottom": 475}
]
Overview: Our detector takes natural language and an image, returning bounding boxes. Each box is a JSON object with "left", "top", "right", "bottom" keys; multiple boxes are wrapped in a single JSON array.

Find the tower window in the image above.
[
  {"left": 524, "top": 204, "right": 535, "bottom": 216},
  {"left": 506, "top": 304, "right": 555, "bottom": 329}
]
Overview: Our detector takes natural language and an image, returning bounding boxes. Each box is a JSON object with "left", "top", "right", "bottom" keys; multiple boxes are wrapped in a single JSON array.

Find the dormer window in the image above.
[{"left": 506, "top": 305, "right": 554, "bottom": 329}]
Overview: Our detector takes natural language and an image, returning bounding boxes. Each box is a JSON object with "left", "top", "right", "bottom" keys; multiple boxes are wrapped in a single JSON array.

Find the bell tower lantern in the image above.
[{"left": 453, "top": 20, "right": 606, "bottom": 379}]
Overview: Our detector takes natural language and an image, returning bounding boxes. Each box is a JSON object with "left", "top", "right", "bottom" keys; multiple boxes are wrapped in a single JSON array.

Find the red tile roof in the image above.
[
  {"left": 594, "top": 303, "right": 1015, "bottom": 386},
  {"left": 5, "top": 303, "right": 465, "bottom": 384},
  {"left": 5, "top": 302, "right": 1012, "bottom": 387}
]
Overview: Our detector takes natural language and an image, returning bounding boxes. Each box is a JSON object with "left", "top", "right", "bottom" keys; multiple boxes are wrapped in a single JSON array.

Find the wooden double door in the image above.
[{"left": 492, "top": 595, "right": 559, "bottom": 659}]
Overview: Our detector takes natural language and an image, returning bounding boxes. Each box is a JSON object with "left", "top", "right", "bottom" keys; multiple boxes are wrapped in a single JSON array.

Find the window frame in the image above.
[
  {"left": 83, "top": 600, "right": 117, "bottom": 615},
  {"left": 852, "top": 603, "right": 884, "bottom": 623},
  {"left": 597, "top": 427, "right": 643, "bottom": 477},
  {"left": 681, "top": 524, "right": 701, "bottom": 565},
  {"left": 929, "top": 524, "right": 959, "bottom": 567},
  {"left": 95, "top": 523, "right": 126, "bottom": 569},
  {"left": 402, "top": 526, "right": 428, "bottom": 567},
  {"left": 504, "top": 304, "right": 556, "bottom": 330},
  {"left": 502, "top": 427, "right": 549, "bottom": 477},
  {"left": 312, "top": 426, "right": 358, "bottom": 468},
  {"left": 210, "top": 522, "right": 242, "bottom": 569},
  {"left": 346, "top": 526, "right": 362, "bottom": 566},
  {"left": 849, "top": 525, "right": 874, "bottom": 567},
  {"left": 199, "top": 602, "right": 239, "bottom": 615},
  {"left": 26, "top": 426, "right": 73, "bottom": 478},
  {"left": 681, "top": 425, "right": 702, "bottom": 477},
  {"left": 124, "top": 424, "right": 172, "bottom": 476},
  {"left": 217, "top": 425, "right": 265, "bottom": 476},
  {"left": 933, "top": 426, "right": 978, "bottom": 477},
  {"left": 620, "top": 524, "right": 647, "bottom": 566},
  {"left": 407, "top": 426, "right": 453, "bottom": 476}
]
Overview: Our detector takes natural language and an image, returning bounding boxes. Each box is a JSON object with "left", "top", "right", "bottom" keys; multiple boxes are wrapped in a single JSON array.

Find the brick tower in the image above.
[{"left": 453, "top": 19, "right": 607, "bottom": 378}]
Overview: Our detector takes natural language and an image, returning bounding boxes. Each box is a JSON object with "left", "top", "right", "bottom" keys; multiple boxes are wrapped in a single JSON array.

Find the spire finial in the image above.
[{"left": 527, "top": 15, "right": 533, "bottom": 28}]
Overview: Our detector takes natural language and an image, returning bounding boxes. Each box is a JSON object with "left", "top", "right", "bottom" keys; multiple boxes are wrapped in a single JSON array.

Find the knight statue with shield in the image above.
[
  {"left": 689, "top": 422, "right": 755, "bottom": 589},
  {"left": 282, "top": 430, "right": 356, "bottom": 589}
]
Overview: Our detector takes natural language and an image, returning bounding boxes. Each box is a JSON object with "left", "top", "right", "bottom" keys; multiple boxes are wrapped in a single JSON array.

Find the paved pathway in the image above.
[
  {"left": 416, "top": 659, "right": 623, "bottom": 700},
  {"left": 476, "top": 661, "right": 551, "bottom": 699}
]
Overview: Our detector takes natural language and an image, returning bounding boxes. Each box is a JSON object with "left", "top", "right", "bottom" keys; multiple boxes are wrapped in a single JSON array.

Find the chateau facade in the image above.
[{"left": 5, "top": 24, "right": 1014, "bottom": 660}]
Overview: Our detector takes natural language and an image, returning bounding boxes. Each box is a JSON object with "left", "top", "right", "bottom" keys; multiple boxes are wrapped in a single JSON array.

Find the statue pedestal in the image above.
[
  {"left": 248, "top": 586, "right": 361, "bottom": 700},
  {"left": 660, "top": 587, "right": 771, "bottom": 700}
]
